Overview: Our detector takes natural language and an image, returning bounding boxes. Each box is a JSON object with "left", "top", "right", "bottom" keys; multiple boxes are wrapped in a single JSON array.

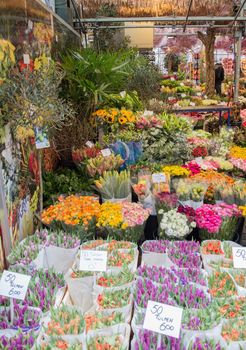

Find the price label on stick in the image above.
[
  {"left": 232, "top": 247, "right": 246, "bottom": 268},
  {"left": 152, "top": 173, "right": 166, "bottom": 183},
  {"left": 143, "top": 300, "right": 183, "bottom": 339},
  {"left": 0, "top": 271, "right": 31, "bottom": 300},
  {"left": 23, "top": 54, "right": 30, "bottom": 65},
  {"left": 101, "top": 148, "right": 111, "bottom": 157},
  {"left": 85, "top": 141, "right": 94, "bottom": 148},
  {"left": 79, "top": 250, "right": 107, "bottom": 272}
]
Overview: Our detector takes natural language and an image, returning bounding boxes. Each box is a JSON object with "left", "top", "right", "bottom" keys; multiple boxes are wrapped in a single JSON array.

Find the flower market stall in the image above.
[{"left": 1, "top": 0, "right": 246, "bottom": 349}]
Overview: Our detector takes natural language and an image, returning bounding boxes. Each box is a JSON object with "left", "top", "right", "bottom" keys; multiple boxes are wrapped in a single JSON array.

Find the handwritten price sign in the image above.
[
  {"left": 152, "top": 173, "right": 166, "bottom": 183},
  {"left": 101, "top": 148, "right": 111, "bottom": 157},
  {"left": 79, "top": 250, "right": 107, "bottom": 272},
  {"left": 233, "top": 247, "right": 246, "bottom": 268},
  {"left": 143, "top": 301, "right": 183, "bottom": 338},
  {"left": 0, "top": 271, "right": 31, "bottom": 300}
]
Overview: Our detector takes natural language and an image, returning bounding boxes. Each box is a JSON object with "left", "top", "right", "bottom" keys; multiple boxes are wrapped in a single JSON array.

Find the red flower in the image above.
[
  {"left": 242, "top": 121, "right": 246, "bottom": 128},
  {"left": 18, "top": 59, "right": 34, "bottom": 72},
  {"left": 192, "top": 146, "right": 208, "bottom": 157}
]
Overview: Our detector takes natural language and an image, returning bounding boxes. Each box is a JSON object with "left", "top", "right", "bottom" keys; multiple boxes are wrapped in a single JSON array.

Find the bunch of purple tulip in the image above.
[
  {"left": 137, "top": 265, "right": 177, "bottom": 284},
  {"left": 170, "top": 266, "right": 207, "bottom": 286},
  {"left": 170, "top": 241, "right": 200, "bottom": 255},
  {"left": 46, "top": 231, "right": 80, "bottom": 249},
  {"left": 0, "top": 332, "right": 35, "bottom": 350},
  {"left": 188, "top": 337, "right": 225, "bottom": 350},
  {"left": 141, "top": 240, "right": 170, "bottom": 253},
  {"left": 134, "top": 278, "right": 176, "bottom": 308},
  {"left": 168, "top": 248, "right": 201, "bottom": 269},
  {"left": 133, "top": 329, "right": 184, "bottom": 350},
  {"left": 0, "top": 303, "right": 41, "bottom": 330}
]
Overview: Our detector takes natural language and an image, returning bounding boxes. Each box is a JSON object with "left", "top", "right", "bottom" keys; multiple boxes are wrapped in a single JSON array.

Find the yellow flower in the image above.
[
  {"left": 126, "top": 114, "right": 136, "bottom": 123},
  {"left": 0, "top": 51, "right": 4, "bottom": 62},
  {"left": 230, "top": 146, "right": 246, "bottom": 160},
  {"left": 239, "top": 206, "right": 246, "bottom": 216},
  {"left": 162, "top": 165, "right": 190, "bottom": 177},
  {"left": 106, "top": 115, "right": 115, "bottom": 123},
  {"left": 118, "top": 116, "right": 127, "bottom": 125}
]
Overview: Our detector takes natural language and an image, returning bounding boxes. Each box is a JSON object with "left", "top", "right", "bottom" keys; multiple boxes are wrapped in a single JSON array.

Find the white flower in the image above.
[
  {"left": 158, "top": 209, "right": 164, "bottom": 215},
  {"left": 190, "top": 221, "right": 196, "bottom": 228}
]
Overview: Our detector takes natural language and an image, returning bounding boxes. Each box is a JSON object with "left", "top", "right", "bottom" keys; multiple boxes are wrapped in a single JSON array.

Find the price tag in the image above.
[
  {"left": 190, "top": 102, "right": 196, "bottom": 106},
  {"left": 181, "top": 93, "right": 186, "bottom": 98},
  {"left": 180, "top": 83, "right": 184, "bottom": 86},
  {"left": 197, "top": 92, "right": 202, "bottom": 96},
  {"left": 233, "top": 247, "right": 246, "bottom": 268},
  {"left": 79, "top": 250, "right": 108, "bottom": 272},
  {"left": 23, "top": 54, "right": 30, "bottom": 65},
  {"left": 152, "top": 173, "right": 166, "bottom": 183},
  {"left": 0, "top": 271, "right": 31, "bottom": 300},
  {"left": 171, "top": 77, "right": 175, "bottom": 81},
  {"left": 101, "top": 148, "right": 111, "bottom": 157},
  {"left": 168, "top": 97, "right": 174, "bottom": 101},
  {"left": 143, "top": 301, "right": 183, "bottom": 339},
  {"left": 85, "top": 141, "right": 94, "bottom": 148},
  {"left": 28, "top": 20, "right": 33, "bottom": 30}
]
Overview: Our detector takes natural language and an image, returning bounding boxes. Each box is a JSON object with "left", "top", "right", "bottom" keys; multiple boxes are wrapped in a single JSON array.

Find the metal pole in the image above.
[
  {"left": 234, "top": 30, "right": 242, "bottom": 101},
  {"left": 76, "top": 16, "right": 246, "bottom": 24},
  {"left": 231, "top": 0, "right": 246, "bottom": 27},
  {"left": 234, "top": 0, "right": 245, "bottom": 101},
  {"left": 0, "top": 161, "right": 11, "bottom": 260},
  {"left": 183, "top": 0, "right": 193, "bottom": 32}
]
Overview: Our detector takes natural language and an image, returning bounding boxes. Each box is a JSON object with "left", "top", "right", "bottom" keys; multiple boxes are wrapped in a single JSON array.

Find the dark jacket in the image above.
[{"left": 215, "top": 65, "right": 225, "bottom": 83}]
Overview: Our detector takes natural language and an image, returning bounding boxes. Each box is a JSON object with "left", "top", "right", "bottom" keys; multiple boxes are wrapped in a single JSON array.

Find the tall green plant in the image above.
[{"left": 61, "top": 49, "right": 132, "bottom": 116}]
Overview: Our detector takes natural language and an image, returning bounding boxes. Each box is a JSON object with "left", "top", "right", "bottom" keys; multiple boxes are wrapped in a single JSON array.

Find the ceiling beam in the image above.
[{"left": 75, "top": 16, "right": 246, "bottom": 23}]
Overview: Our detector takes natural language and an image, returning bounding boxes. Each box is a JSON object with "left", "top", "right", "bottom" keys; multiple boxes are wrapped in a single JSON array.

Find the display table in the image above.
[{"left": 172, "top": 105, "right": 231, "bottom": 126}]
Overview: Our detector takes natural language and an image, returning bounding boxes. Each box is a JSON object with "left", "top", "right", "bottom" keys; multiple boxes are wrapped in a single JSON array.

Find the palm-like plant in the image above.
[{"left": 62, "top": 49, "right": 132, "bottom": 116}]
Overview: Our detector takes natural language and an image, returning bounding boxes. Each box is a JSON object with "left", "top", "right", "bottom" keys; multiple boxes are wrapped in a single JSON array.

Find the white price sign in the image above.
[
  {"left": 181, "top": 93, "right": 186, "bottom": 98},
  {"left": 190, "top": 102, "right": 196, "bottom": 107},
  {"left": 143, "top": 301, "right": 183, "bottom": 339},
  {"left": 152, "top": 173, "right": 166, "bottom": 183},
  {"left": 23, "top": 54, "right": 30, "bottom": 64},
  {"left": 0, "top": 271, "right": 31, "bottom": 300},
  {"left": 85, "top": 141, "right": 94, "bottom": 148},
  {"left": 79, "top": 250, "right": 108, "bottom": 272},
  {"left": 101, "top": 148, "right": 111, "bottom": 157},
  {"left": 233, "top": 247, "right": 246, "bottom": 268},
  {"left": 168, "top": 97, "right": 174, "bottom": 101}
]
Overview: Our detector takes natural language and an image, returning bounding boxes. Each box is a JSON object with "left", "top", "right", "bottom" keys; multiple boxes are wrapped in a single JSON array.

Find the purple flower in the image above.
[{"left": 142, "top": 240, "right": 170, "bottom": 253}]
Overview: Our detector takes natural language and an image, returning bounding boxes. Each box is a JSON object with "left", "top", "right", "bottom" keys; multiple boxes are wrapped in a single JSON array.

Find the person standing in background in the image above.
[{"left": 215, "top": 63, "right": 225, "bottom": 95}]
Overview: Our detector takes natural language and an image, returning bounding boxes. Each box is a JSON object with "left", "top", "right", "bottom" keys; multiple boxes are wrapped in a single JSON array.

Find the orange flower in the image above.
[
  {"left": 56, "top": 340, "right": 68, "bottom": 349},
  {"left": 41, "top": 195, "right": 100, "bottom": 227}
]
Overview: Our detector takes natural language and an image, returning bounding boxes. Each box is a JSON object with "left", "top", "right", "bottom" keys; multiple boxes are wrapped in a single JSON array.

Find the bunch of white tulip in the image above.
[{"left": 159, "top": 208, "right": 196, "bottom": 238}]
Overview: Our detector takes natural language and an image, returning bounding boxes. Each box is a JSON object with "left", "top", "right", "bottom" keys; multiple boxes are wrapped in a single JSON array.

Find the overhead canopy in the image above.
[{"left": 77, "top": 0, "right": 235, "bottom": 18}]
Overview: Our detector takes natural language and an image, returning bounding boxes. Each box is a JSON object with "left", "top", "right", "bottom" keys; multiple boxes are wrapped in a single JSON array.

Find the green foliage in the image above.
[
  {"left": 0, "top": 65, "right": 75, "bottom": 137},
  {"left": 160, "top": 112, "right": 192, "bottom": 135},
  {"left": 43, "top": 168, "right": 93, "bottom": 207},
  {"left": 61, "top": 49, "right": 132, "bottom": 116},
  {"left": 93, "top": 3, "right": 129, "bottom": 52},
  {"left": 125, "top": 58, "right": 162, "bottom": 102},
  {"left": 142, "top": 113, "right": 192, "bottom": 164},
  {"left": 100, "top": 91, "right": 143, "bottom": 112}
]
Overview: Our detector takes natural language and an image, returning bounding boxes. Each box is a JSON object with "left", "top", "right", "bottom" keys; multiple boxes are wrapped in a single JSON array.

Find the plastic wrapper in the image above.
[
  {"left": 65, "top": 268, "right": 94, "bottom": 312},
  {"left": 43, "top": 245, "right": 79, "bottom": 274}
]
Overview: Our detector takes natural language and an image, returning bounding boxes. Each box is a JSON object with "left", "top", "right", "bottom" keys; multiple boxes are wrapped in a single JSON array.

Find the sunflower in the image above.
[
  {"left": 118, "top": 116, "right": 127, "bottom": 124},
  {"left": 126, "top": 113, "right": 136, "bottom": 123},
  {"left": 107, "top": 115, "right": 115, "bottom": 123}
]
